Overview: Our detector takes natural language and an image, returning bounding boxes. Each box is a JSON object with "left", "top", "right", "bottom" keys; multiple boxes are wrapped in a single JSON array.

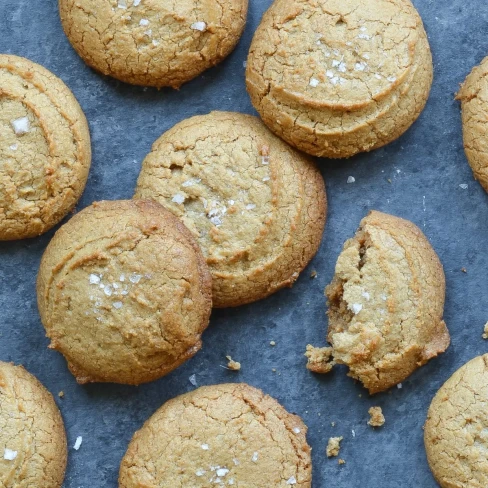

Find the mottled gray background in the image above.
[{"left": 0, "top": 1, "right": 487, "bottom": 487}]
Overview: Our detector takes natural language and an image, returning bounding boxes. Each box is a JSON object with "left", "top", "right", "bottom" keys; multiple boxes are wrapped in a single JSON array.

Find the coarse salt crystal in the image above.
[
  {"left": 133, "top": 0, "right": 141, "bottom": 5},
  {"left": 73, "top": 436, "right": 82, "bottom": 450},
  {"left": 347, "top": 176, "right": 355, "bottom": 184},
  {"left": 355, "top": 62, "right": 366, "bottom": 71},
  {"left": 113, "top": 301, "right": 123, "bottom": 309},
  {"left": 233, "top": 458, "right": 240, "bottom": 466},
  {"left": 182, "top": 178, "right": 201, "bottom": 187},
  {"left": 104, "top": 285, "right": 113, "bottom": 297},
  {"left": 374, "top": 73, "right": 382, "bottom": 79},
  {"left": 152, "top": 40, "right": 160, "bottom": 46},
  {"left": 351, "top": 303, "right": 363, "bottom": 314},
  {"left": 11, "top": 117, "right": 30, "bottom": 135},
  {"left": 459, "top": 184, "right": 468, "bottom": 189},
  {"left": 216, "top": 468, "right": 229, "bottom": 477},
  {"left": 243, "top": 61, "right": 247, "bottom": 68},
  {"left": 189, "top": 374, "right": 197, "bottom": 386},
  {"left": 195, "top": 469, "right": 206, "bottom": 476},
  {"left": 89, "top": 274, "right": 101, "bottom": 285},
  {"left": 130, "top": 274, "right": 142, "bottom": 284},
  {"left": 397, "top": 383, "right": 403, "bottom": 389},
  {"left": 10, "top": 144, "right": 18, "bottom": 150},
  {"left": 201, "top": 444, "right": 209, "bottom": 450},
  {"left": 117, "top": 0, "right": 127, "bottom": 8},
  {"left": 144, "top": 29, "right": 152, "bottom": 36},
  {"left": 3, "top": 449, "right": 17, "bottom": 461},
  {"left": 252, "top": 452, "right": 258, "bottom": 463},
  {"left": 120, "top": 274, "right": 125, "bottom": 282},
  {"left": 139, "top": 18, "right": 149, "bottom": 26},
  {"left": 358, "top": 33, "right": 371, "bottom": 40},
  {"left": 362, "top": 291, "right": 370, "bottom": 300},
  {"left": 309, "top": 77, "right": 320, "bottom": 87},
  {"left": 228, "top": 479, "right": 235, "bottom": 485},
  {"left": 191, "top": 21, "right": 207, "bottom": 31},
  {"left": 381, "top": 294, "right": 387, "bottom": 301},
  {"left": 263, "top": 176, "right": 270, "bottom": 182},
  {"left": 210, "top": 216, "right": 222, "bottom": 226},
  {"left": 326, "top": 70, "right": 334, "bottom": 79},
  {"left": 352, "top": 429, "right": 356, "bottom": 437},
  {"left": 293, "top": 427, "right": 301, "bottom": 434},
  {"left": 387, "top": 76, "right": 397, "bottom": 82},
  {"left": 287, "top": 477, "right": 297, "bottom": 485},
  {"left": 246, "top": 204, "right": 256, "bottom": 210},
  {"left": 172, "top": 193, "right": 186, "bottom": 204}
]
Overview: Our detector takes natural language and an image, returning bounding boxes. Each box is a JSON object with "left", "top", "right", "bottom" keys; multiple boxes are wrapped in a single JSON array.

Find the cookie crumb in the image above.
[
  {"left": 73, "top": 436, "right": 83, "bottom": 450},
  {"left": 338, "top": 459, "right": 346, "bottom": 465},
  {"left": 461, "top": 267, "right": 467, "bottom": 273},
  {"left": 368, "top": 407, "right": 385, "bottom": 427},
  {"left": 482, "top": 322, "right": 488, "bottom": 340},
  {"left": 270, "top": 340, "right": 276, "bottom": 346},
  {"left": 327, "top": 437, "right": 343, "bottom": 457},
  {"left": 310, "top": 270, "right": 317, "bottom": 279},
  {"left": 226, "top": 356, "right": 241, "bottom": 371},
  {"left": 58, "top": 391, "right": 64, "bottom": 398},
  {"left": 331, "top": 422, "right": 335, "bottom": 427},
  {"left": 305, "top": 345, "right": 335, "bottom": 374}
]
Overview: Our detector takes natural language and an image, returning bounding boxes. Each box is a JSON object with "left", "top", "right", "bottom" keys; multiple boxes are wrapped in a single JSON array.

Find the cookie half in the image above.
[
  {"left": 135, "top": 111, "right": 327, "bottom": 307},
  {"left": 425, "top": 355, "right": 488, "bottom": 487},
  {"left": 37, "top": 200, "right": 212, "bottom": 385},
  {"left": 59, "top": 0, "right": 248, "bottom": 88},
  {"left": 0, "top": 361, "right": 67, "bottom": 488},
  {"left": 457, "top": 57, "right": 488, "bottom": 192},
  {"left": 119, "top": 383, "right": 311, "bottom": 487},
  {"left": 325, "top": 211, "right": 449, "bottom": 394},
  {"left": 246, "top": 0, "right": 433, "bottom": 158},
  {"left": 0, "top": 54, "right": 91, "bottom": 240}
]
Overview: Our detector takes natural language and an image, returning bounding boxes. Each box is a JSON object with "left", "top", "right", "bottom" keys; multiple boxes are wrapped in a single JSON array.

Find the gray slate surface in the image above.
[{"left": 0, "top": 1, "right": 487, "bottom": 487}]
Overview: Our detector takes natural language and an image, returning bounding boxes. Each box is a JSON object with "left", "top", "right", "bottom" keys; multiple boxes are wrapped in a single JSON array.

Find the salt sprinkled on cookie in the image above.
[
  {"left": 11, "top": 116, "right": 30, "bottom": 135},
  {"left": 191, "top": 22, "right": 207, "bottom": 32},
  {"left": 4, "top": 448, "right": 18, "bottom": 461}
]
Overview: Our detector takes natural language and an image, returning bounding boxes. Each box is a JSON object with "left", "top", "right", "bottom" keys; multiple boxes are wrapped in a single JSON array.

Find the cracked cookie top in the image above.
[
  {"left": 119, "top": 383, "right": 312, "bottom": 487},
  {"left": 0, "top": 361, "right": 67, "bottom": 488},
  {"left": 246, "top": 0, "right": 433, "bottom": 158},
  {"left": 0, "top": 54, "right": 91, "bottom": 240},
  {"left": 425, "top": 355, "right": 488, "bottom": 488},
  {"left": 326, "top": 211, "right": 449, "bottom": 394},
  {"left": 457, "top": 56, "right": 488, "bottom": 193},
  {"left": 36, "top": 199, "right": 212, "bottom": 385},
  {"left": 59, "top": 0, "right": 248, "bottom": 88},
  {"left": 135, "top": 111, "right": 327, "bottom": 308}
]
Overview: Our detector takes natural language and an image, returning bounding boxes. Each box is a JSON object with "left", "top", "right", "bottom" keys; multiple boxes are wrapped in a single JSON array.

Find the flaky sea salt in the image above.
[
  {"left": 309, "top": 77, "right": 320, "bottom": 87},
  {"left": 287, "top": 477, "right": 297, "bottom": 485},
  {"left": 347, "top": 176, "right": 355, "bottom": 184},
  {"left": 246, "top": 204, "right": 256, "bottom": 210},
  {"left": 129, "top": 274, "right": 142, "bottom": 284},
  {"left": 113, "top": 301, "right": 123, "bottom": 309},
  {"left": 117, "top": 0, "right": 127, "bottom": 8},
  {"left": 189, "top": 374, "right": 197, "bottom": 386},
  {"left": 3, "top": 449, "right": 17, "bottom": 461},
  {"left": 252, "top": 452, "right": 258, "bottom": 463},
  {"left": 104, "top": 285, "right": 113, "bottom": 297},
  {"left": 201, "top": 444, "right": 209, "bottom": 450},
  {"left": 191, "top": 21, "right": 207, "bottom": 31},
  {"left": 139, "top": 18, "right": 149, "bottom": 26},
  {"left": 195, "top": 469, "right": 205, "bottom": 476},
  {"left": 133, "top": 0, "right": 141, "bottom": 5},
  {"left": 351, "top": 303, "right": 363, "bottom": 314},
  {"left": 89, "top": 274, "right": 101, "bottom": 285},
  {"left": 73, "top": 436, "right": 82, "bottom": 450},
  {"left": 172, "top": 193, "right": 186, "bottom": 204},
  {"left": 11, "top": 117, "right": 30, "bottom": 135},
  {"left": 459, "top": 183, "right": 468, "bottom": 189},
  {"left": 293, "top": 427, "right": 301, "bottom": 434},
  {"left": 216, "top": 468, "right": 229, "bottom": 477}
]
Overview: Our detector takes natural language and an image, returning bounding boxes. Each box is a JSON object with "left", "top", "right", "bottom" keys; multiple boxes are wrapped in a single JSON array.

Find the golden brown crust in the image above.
[
  {"left": 135, "top": 111, "right": 327, "bottom": 307},
  {"left": 37, "top": 199, "right": 212, "bottom": 385},
  {"left": 0, "top": 361, "right": 67, "bottom": 488},
  {"left": 0, "top": 54, "right": 91, "bottom": 240},
  {"left": 59, "top": 0, "right": 248, "bottom": 88},
  {"left": 425, "top": 355, "right": 488, "bottom": 488},
  {"left": 456, "top": 57, "right": 488, "bottom": 192},
  {"left": 325, "top": 210, "right": 449, "bottom": 394},
  {"left": 119, "top": 383, "right": 312, "bottom": 487},
  {"left": 246, "top": 0, "right": 433, "bottom": 158}
]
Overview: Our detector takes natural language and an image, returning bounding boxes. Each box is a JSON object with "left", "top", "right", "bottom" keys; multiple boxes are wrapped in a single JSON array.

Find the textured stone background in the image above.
[{"left": 0, "top": 1, "right": 487, "bottom": 487}]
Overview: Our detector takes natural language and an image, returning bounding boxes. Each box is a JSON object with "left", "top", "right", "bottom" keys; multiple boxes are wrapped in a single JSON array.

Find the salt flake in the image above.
[
  {"left": 172, "top": 193, "right": 186, "bottom": 204},
  {"left": 11, "top": 117, "right": 30, "bottom": 135},
  {"left": 73, "top": 436, "right": 82, "bottom": 450},
  {"left": 191, "top": 21, "right": 207, "bottom": 32},
  {"left": 287, "top": 477, "right": 297, "bottom": 485},
  {"left": 139, "top": 18, "right": 149, "bottom": 26},
  {"left": 3, "top": 449, "right": 17, "bottom": 461},
  {"left": 89, "top": 274, "right": 101, "bottom": 285}
]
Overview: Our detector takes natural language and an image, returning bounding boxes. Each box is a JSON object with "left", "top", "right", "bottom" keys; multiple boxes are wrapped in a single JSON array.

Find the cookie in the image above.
[
  {"left": 135, "top": 111, "right": 327, "bottom": 307},
  {"left": 0, "top": 54, "right": 91, "bottom": 240},
  {"left": 0, "top": 361, "right": 67, "bottom": 488},
  {"left": 119, "top": 383, "right": 312, "bottom": 487},
  {"left": 325, "top": 211, "right": 449, "bottom": 394},
  {"left": 246, "top": 0, "right": 433, "bottom": 159},
  {"left": 37, "top": 200, "right": 212, "bottom": 385},
  {"left": 425, "top": 355, "right": 488, "bottom": 487},
  {"left": 59, "top": 0, "right": 248, "bottom": 89},
  {"left": 456, "top": 57, "right": 488, "bottom": 192}
]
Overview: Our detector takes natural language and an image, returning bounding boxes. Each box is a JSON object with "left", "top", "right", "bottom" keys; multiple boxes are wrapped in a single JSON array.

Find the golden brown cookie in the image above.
[
  {"left": 135, "top": 111, "right": 327, "bottom": 308},
  {"left": 0, "top": 361, "right": 67, "bottom": 488},
  {"left": 59, "top": 0, "right": 248, "bottom": 88},
  {"left": 457, "top": 57, "right": 488, "bottom": 192},
  {"left": 425, "top": 355, "right": 488, "bottom": 487},
  {"left": 246, "top": 0, "right": 433, "bottom": 158},
  {"left": 0, "top": 54, "right": 91, "bottom": 240},
  {"left": 37, "top": 199, "right": 212, "bottom": 385},
  {"left": 324, "top": 211, "right": 449, "bottom": 394},
  {"left": 119, "top": 383, "right": 312, "bottom": 487}
]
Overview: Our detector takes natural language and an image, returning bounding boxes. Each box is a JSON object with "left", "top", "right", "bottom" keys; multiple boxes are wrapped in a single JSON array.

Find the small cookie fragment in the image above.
[
  {"left": 37, "top": 200, "right": 212, "bottom": 385},
  {"left": 135, "top": 112, "right": 327, "bottom": 307},
  {"left": 226, "top": 356, "right": 241, "bottom": 371},
  {"left": 305, "top": 345, "right": 335, "bottom": 374},
  {"left": 119, "top": 384, "right": 312, "bottom": 487},
  {"left": 325, "top": 211, "right": 449, "bottom": 394},
  {"left": 367, "top": 407, "right": 385, "bottom": 428},
  {"left": 482, "top": 322, "right": 488, "bottom": 339},
  {"left": 0, "top": 54, "right": 91, "bottom": 240},
  {"left": 326, "top": 437, "right": 343, "bottom": 458},
  {"left": 59, "top": 0, "right": 248, "bottom": 88},
  {"left": 338, "top": 459, "right": 346, "bottom": 465},
  {"left": 0, "top": 361, "right": 67, "bottom": 487},
  {"left": 425, "top": 354, "right": 488, "bottom": 487}
]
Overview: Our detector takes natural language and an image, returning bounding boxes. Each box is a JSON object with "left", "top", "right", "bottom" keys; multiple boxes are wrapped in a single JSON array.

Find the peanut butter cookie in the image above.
[
  {"left": 59, "top": 0, "right": 248, "bottom": 88},
  {"left": 324, "top": 211, "right": 449, "bottom": 394},
  {"left": 37, "top": 200, "right": 212, "bottom": 385},
  {"left": 425, "top": 355, "right": 488, "bottom": 488},
  {"left": 0, "top": 361, "right": 67, "bottom": 488},
  {"left": 119, "top": 383, "right": 311, "bottom": 487},
  {"left": 246, "top": 0, "right": 433, "bottom": 158},
  {"left": 0, "top": 54, "right": 91, "bottom": 240},
  {"left": 135, "top": 111, "right": 327, "bottom": 307},
  {"left": 457, "top": 57, "right": 488, "bottom": 192}
]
